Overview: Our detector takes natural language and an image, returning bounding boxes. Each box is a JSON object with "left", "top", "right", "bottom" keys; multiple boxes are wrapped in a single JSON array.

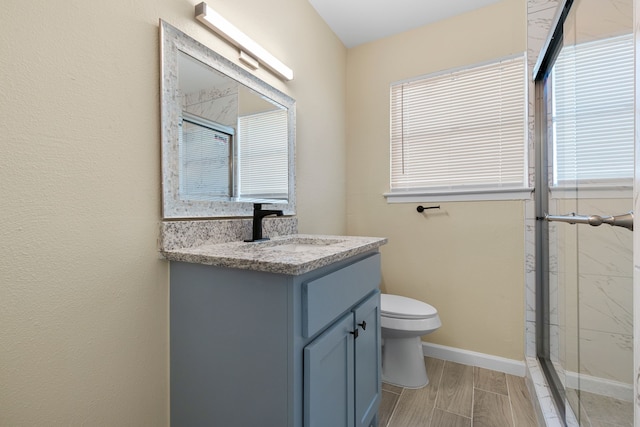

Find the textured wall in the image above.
[
  {"left": 0, "top": 0, "right": 346, "bottom": 424},
  {"left": 345, "top": 0, "right": 528, "bottom": 360}
]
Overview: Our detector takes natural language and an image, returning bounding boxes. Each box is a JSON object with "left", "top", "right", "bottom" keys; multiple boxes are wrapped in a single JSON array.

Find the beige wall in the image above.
[
  {"left": 345, "top": 0, "right": 528, "bottom": 360},
  {"left": 0, "top": 0, "right": 346, "bottom": 424}
]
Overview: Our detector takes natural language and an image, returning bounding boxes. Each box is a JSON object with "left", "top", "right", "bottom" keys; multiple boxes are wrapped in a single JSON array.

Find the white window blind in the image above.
[
  {"left": 238, "top": 109, "right": 288, "bottom": 199},
  {"left": 180, "top": 119, "right": 231, "bottom": 199},
  {"left": 552, "top": 34, "right": 634, "bottom": 185},
  {"left": 390, "top": 55, "right": 526, "bottom": 193}
]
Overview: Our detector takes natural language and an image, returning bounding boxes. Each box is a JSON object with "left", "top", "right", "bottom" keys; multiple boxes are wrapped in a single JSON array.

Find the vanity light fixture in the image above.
[{"left": 195, "top": 2, "right": 294, "bottom": 81}]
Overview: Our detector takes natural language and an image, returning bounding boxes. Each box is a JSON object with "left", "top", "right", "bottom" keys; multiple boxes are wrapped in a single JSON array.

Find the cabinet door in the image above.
[
  {"left": 354, "top": 292, "right": 381, "bottom": 427},
  {"left": 304, "top": 313, "right": 355, "bottom": 427}
]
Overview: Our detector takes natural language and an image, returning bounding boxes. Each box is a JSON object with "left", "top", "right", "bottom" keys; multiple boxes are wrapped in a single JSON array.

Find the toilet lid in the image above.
[{"left": 381, "top": 294, "right": 438, "bottom": 320}]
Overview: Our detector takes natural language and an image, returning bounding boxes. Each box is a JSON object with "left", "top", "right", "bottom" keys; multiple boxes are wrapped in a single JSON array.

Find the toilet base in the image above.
[{"left": 381, "top": 336, "right": 428, "bottom": 389}]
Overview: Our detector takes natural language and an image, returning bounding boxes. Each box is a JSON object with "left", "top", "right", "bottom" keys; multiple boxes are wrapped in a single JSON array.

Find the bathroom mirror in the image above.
[{"left": 160, "top": 20, "right": 295, "bottom": 218}]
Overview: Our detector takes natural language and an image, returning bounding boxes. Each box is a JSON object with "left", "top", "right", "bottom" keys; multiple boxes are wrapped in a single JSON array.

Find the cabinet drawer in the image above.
[{"left": 302, "top": 253, "right": 381, "bottom": 338}]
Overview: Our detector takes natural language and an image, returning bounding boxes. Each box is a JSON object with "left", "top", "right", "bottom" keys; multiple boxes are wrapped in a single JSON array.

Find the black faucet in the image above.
[{"left": 246, "top": 203, "right": 283, "bottom": 242}]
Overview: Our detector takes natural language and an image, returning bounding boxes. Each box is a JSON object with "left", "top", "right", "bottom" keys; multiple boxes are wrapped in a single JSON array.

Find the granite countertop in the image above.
[{"left": 161, "top": 234, "right": 387, "bottom": 275}]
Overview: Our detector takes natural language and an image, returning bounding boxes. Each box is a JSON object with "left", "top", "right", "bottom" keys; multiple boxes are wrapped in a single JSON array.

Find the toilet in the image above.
[{"left": 380, "top": 294, "right": 441, "bottom": 389}]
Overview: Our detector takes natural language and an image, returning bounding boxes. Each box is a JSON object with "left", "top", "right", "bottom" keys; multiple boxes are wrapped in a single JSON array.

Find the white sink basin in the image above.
[{"left": 241, "top": 236, "right": 346, "bottom": 252}]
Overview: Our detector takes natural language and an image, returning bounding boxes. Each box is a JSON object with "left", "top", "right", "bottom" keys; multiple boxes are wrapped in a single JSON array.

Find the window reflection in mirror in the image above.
[
  {"left": 180, "top": 112, "right": 233, "bottom": 200},
  {"left": 178, "top": 51, "right": 289, "bottom": 203},
  {"left": 160, "top": 20, "right": 295, "bottom": 218}
]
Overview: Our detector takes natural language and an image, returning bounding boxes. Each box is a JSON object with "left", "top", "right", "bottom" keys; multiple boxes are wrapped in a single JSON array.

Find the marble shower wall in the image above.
[
  {"left": 182, "top": 80, "right": 238, "bottom": 127},
  {"left": 634, "top": 1, "right": 640, "bottom": 422},
  {"left": 552, "top": 198, "right": 634, "bottom": 389}
]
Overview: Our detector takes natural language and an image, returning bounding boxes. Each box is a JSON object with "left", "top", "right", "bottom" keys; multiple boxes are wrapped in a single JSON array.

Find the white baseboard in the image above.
[
  {"left": 565, "top": 370, "right": 633, "bottom": 402},
  {"left": 422, "top": 342, "right": 526, "bottom": 377}
]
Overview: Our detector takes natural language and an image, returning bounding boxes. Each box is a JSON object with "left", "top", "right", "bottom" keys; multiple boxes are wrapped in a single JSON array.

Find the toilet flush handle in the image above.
[{"left": 358, "top": 321, "right": 367, "bottom": 330}]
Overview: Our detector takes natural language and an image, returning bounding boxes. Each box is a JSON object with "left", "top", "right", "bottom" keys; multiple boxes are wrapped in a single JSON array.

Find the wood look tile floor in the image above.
[{"left": 379, "top": 357, "right": 538, "bottom": 427}]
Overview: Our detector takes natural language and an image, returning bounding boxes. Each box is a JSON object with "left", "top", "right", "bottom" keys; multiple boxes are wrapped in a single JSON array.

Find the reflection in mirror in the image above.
[{"left": 160, "top": 20, "right": 295, "bottom": 218}]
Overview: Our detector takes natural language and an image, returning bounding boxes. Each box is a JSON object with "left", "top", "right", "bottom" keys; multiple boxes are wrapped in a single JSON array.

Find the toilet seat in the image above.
[{"left": 381, "top": 294, "right": 438, "bottom": 320}]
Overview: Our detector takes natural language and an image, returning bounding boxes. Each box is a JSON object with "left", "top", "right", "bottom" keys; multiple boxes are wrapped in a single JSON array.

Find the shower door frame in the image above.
[
  {"left": 533, "top": 2, "right": 574, "bottom": 422},
  {"left": 534, "top": 0, "right": 637, "bottom": 424}
]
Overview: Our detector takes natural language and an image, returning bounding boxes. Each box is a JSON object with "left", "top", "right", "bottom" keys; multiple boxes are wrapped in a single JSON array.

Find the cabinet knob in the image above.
[
  {"left": 358, "top": 321, "right": 367, "bottom": 331},
  {"left": 350, "top": 329, "right": 359, "bottom": 339}
]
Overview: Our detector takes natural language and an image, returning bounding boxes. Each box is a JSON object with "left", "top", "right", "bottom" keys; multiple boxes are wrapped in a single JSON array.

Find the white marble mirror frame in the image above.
[{"left": 160, "top": 20, "right": 296, "bottom": 218}]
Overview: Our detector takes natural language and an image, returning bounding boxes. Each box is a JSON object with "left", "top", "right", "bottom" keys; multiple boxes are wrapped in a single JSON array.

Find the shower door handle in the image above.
[{"left": 542, "top": 211, "right": 634, "bottom": 231}]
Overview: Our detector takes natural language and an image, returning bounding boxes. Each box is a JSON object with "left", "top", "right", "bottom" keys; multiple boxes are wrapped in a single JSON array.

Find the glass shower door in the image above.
[{"left": 539, "top": 0, "right": 634, "bottom": 425}]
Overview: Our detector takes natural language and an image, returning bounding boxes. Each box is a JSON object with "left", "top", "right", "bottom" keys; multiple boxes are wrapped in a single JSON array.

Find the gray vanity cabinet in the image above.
[
  {"left": 170, "top": 251, "right": 382, "bottom": 427},
  {"left": 304, "top": 292, "right": 381, "bottom": 427}
]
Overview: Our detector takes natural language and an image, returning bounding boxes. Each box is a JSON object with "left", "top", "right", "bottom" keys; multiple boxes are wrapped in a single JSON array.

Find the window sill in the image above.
[{"left": 384, "top": 187, "right": 534, "bottom": 203}]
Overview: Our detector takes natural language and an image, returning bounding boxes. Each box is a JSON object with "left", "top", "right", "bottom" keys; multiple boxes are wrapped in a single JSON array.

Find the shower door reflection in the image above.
[{"left": 541, "top": 0, "right": 634, "bottom": 425}]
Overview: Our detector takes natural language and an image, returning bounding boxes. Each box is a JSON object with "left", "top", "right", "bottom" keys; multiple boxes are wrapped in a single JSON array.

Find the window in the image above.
[
  {"left": 387, "top": 55, "right": 527, "bottom": 201},
  {"left": 552, "top": 34, "right": 634, "bottom": 186}
]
